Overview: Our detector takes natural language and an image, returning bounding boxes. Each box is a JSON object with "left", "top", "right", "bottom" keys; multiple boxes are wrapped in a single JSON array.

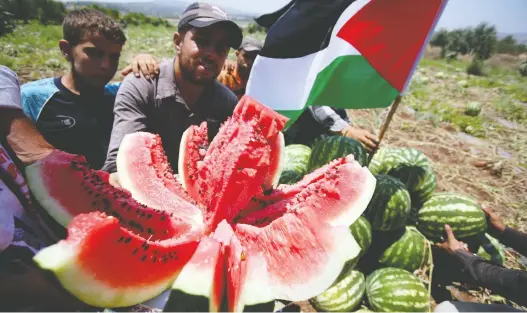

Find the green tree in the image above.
[
  {"left": 471, "top": 22, "right": 497, "bottom": 60},
  {"left": 0, "top": 3, "right": 15, "bottom": 36},
  {"left": 430, "top": 29, "right": 450, "bottom": 58},
  {"left": 496, "top": 35, "right": 518, "bottom": 55},
  {"left": 447, "top": 29, "right": 470, "bottom": 55}
]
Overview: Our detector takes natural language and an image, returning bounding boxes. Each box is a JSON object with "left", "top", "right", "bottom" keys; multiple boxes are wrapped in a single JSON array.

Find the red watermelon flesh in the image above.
[
  {"left": 235, "top": 208, "right": 359, "bottom": 302},
  {"left": 178, "top": 117, "right": 285, "bottom": 208},
  {"left": 178, "top": 122, "right": 209, "bottom": 202},
  {"left": 117, "top": 132, "right": 203, "bottom": 224},
  {"left": 238, "top": 155, "right": 374, "bottom": 227},
  {"left": 25, "top": 150, "right": 202, "bottom": 237},
  {"left": 33, "top": 211, "right": 201, "bottom": 308},
  {"left": 29, "top": 96, "right": 375, "bottom": 311},
  {"left": 195, "top": 96, "right": 288, "bottom": 230}
]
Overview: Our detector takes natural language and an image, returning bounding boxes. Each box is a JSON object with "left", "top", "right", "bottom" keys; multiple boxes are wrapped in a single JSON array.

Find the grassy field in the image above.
[
  {"left": 2, "top": 22, "right": 527, "bottom": 310},
  {"left": 0, "top": 21, "right": 262, "bottom": 83}
]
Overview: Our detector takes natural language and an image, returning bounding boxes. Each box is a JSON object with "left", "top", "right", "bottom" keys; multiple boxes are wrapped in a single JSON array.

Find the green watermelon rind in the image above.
[
  {"left": 369, "top": 147, "right": 437, "bottom": 209},
  {"left": 278, "top": 144, "right": 312, "bottom": 185},
  {"left": 477, "top": 233, "right": 505, "bottom": 266},
  {"left": 310, "top": 270, "right": 366, "bottom": 312},
  {"left": 349, "top": 216, "right": 372, "bottom": 258},
  {"left": 379, "top": 226, "right": 429, "bottom": 273},
  {"left": 417, "top": 192, "right": 487, "bottom": 241},
  {"left": 308, "top": 136, "right": 368, "bottom": 172},
  {"left": 366, "top": 267, "right": 429, "bottom": 312},
  {"left": 364, "top": 175, "right": 411, "bottom": 232}
]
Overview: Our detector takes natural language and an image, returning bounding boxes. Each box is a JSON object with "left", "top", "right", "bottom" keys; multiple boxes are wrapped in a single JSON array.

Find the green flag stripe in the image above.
[{"left": 306, "top": 55, "right": 399, "bottom": 109}]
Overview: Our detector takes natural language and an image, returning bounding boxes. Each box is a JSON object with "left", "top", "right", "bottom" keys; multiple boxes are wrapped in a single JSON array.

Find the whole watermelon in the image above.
[
  {"left": 367, "top": 146, "right": 403, "bottom": 175},
  {"left": 369, "top": 147, "right": 437, "bottom": 209},
  {"left": 308, "top": 136, "right": 368, "bottom": 172},
  {"left": 278, "top": 144, "right": 312, "bottom": 185},
  {"left": 364, "top": 175, "right": 411, "bottom": 231},
  {"left": 417, "top": 192, "right": 487, "bottom": 241},
  {"left": 477, "top": 233, "right": 505, "bottom": 265},
  {"left": 385, "top": 148, "right": 437, "bottom": 209},
  {"left": 310, "top": 269, "right": 366, "bottom": 312},
  {"left": 366, "top": 267, "right": 429, "bottom": 312},
  {"left": 379, "top": 226, "right": 429, "bottom": 272},
  {"left": 350, "top": 216, "right": 372, "bottom": 258}
]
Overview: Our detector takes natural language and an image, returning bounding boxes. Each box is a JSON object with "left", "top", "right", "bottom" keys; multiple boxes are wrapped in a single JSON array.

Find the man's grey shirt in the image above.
[{"left": 102, "top": 57, "right": 238, "bottom": 173}]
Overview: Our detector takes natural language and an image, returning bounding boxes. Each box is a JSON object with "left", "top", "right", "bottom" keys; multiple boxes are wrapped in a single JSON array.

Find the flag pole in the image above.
[
  {"left": 377, "top": 95, "right": 403, "bottom": 143},
  {"left": 367, "top": 95, "right": 403, "bottom": 164}
]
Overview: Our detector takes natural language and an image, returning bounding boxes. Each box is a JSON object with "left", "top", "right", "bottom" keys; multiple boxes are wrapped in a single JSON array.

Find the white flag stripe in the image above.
[
  {"left": 247, "top": 0, "right": 370, "bottom": 111},
  {"left": 246, "top": 52, "right": 317, "bottom": 111}
]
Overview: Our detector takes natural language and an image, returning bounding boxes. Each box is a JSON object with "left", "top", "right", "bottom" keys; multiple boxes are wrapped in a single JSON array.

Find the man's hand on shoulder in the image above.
[{"left": 121, "top": 54, "right": 160, "bottom": 80}]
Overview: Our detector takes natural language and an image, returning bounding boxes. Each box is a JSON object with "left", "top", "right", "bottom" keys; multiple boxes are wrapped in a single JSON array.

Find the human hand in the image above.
[
  {"left": 340, "top": 126, "right": 379, "bottom": 153},
  {"left": 222, "top": 60, "right": 236, "bottom": 74},
  {"left": 481, "top": 204, "right": 506, "bottom": 234},
  {"left": 121, "top": 54, "right": 160, "bottom": 80},
  {"left": 435, "top": 224, "right": 469, "bottom": 254}
]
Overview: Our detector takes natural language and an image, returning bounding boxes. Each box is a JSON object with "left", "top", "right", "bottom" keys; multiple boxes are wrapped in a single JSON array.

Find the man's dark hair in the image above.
[{"left": 63, "top": 8, "right": 126, "bottom": 46}]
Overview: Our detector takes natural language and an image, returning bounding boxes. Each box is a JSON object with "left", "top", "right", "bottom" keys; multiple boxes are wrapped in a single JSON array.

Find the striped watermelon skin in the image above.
[
  {"left": 350, "top": 216, "right": 372, "bottom": 258},
  {"left": 417, "top": 193, "right": 487, "bottom": 241},
  {"left": 379, "top": 226, "right": 429, "bottom": 272},
  {"left": 366, "top": 267, "right": 429, "bottom": 312},
  {"left": 310, "top": 270, "right": 366, "bottom": 312},
  {"left": 278, "top": 144, "right": 312, "bottom": 185},
  {"left": 364, "top": 175, "right": 411, "bottom": 231},
  {"left": 369, "top": 147, "right": 436, "bottom": 209},
  {"left": 387, "top": 149, "right": 437, "bottom": 208},
  {"left": 308, "top": 136, "right": 368, "bottom": 172},
  {"left": 367, "top": 146, "right": 403, "bottom": 175},
  {"left": 477, "top": 233, "right": 505, "bottom": 265}
]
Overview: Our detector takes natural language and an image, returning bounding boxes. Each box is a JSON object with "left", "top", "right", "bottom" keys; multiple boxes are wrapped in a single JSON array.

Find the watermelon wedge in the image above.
[
  {"left": 116, "top": 131, "right": 203, "bottom": 224},
  {"left": 178, "top": 122, "right": 209, "bottom": 202},
  {"left": 33, "top": 211, "right": 201, "bottom": 308},
  {"left": 28, "top": 95, "right": 376, "bottom": 311}
]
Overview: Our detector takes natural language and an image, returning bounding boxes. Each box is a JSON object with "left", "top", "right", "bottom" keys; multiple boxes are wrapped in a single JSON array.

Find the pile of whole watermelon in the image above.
[{"left": 278, "top": 136, "right": 505, "bottom": 312}]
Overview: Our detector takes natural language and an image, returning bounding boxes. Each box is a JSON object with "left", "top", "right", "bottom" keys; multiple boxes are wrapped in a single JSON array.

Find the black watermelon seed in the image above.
[
  {"left": 141, "top": 255, "right": 147, "bottom": 262},
  {"left": 124, "top": 237, "right": 131, "bottom": 244},
  {"left": 131, "top": 248, "right": 138, "bottom": 255}
]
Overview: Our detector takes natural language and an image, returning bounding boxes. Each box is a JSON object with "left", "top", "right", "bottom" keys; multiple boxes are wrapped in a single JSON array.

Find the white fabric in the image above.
[
  {"left": 0, "top": 65, "right": 22, "bottom": 109},
  {"left": 434, "top": 301, "right": 459, "bottom": 313}
]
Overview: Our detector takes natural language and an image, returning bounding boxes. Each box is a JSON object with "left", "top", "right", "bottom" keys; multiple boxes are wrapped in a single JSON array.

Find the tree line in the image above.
[
  {"left": 430, "top": 22, "right": 527, "bottom": 61},
  {"left": 0, "top": 0, "right": 170, "bottom": 36}
]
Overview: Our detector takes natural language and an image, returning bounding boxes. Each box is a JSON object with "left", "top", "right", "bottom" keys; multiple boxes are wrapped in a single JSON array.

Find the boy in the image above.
[{"left": 21, "top": 8, "right": 155, "bottom": 170}]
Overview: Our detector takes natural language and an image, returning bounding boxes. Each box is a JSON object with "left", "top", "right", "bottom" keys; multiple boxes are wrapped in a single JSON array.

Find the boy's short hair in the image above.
[{"left": 63, "top": 8, "right": 126, "bottom": 46}]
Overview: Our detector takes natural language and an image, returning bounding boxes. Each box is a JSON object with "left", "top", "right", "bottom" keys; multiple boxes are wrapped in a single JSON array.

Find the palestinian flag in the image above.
[{"left": 246, "top": 0, "right": 449, "bottom": 125}]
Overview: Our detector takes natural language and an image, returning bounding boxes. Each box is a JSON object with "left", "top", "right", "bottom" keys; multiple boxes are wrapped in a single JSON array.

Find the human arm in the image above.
[
  {"left": 120, "top": 53, "right": 160, "bottom": 80},
  {"left": 309, "top": 106, "right": 379, "bottom": 152},
  {"left": 436, "top": 224, "right": 527, "bottom": 306},
  {"left": 0, "top": 66, "right": 53, "bottom": 165},
  {"left": 102, "top": 74, "right": 151, "bottom": 175},
  {"left": 482, "top": 205, "right": 527, "bottom": 256}
]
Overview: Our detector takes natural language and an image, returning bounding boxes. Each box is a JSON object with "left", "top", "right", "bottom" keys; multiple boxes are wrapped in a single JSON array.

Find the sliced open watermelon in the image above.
[
  {"left": 116, "top": 131, "right": 203, "bottom": 224},
  {"left": 178, "top": 122, "right": 209, "bottom": 202},
  {"left": 33, "top": 211, "right": 201, "bottom": 308},
  {"left": 28, "top": 95, "right": 376, "bottom": 311}
]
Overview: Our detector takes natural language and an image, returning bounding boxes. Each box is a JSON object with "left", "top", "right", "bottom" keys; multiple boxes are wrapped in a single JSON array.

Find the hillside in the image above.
[{"left": 61, "top": 0, "right": 257, "bottom": 20}]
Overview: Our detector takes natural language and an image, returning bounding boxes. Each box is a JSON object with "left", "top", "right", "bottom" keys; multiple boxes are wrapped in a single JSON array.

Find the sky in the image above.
[{"left": 64, "top": 0, "right": 527, "bottom": 34}]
